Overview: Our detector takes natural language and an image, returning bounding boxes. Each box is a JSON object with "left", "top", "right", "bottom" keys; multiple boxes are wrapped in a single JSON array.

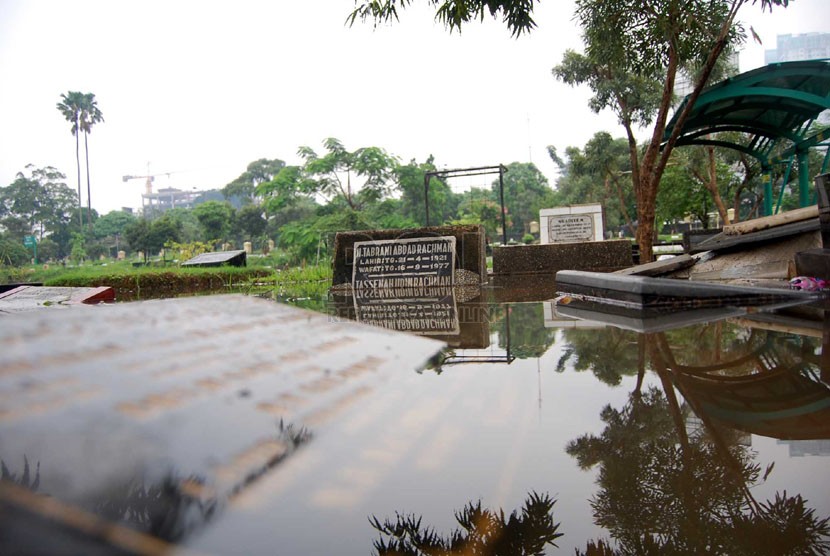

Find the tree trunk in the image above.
[
  {"left": 635, "top": 1, "right": 743, "bottom": 262},
  {"left": 75, "top": 126, "right": 83, "bottom": 229},
  {"left": 84, "top": 130, "right": 93, "bottom": 232},
  {"left": 705, "top": 146, "right": 731, "bottom": 225},
  {"left": 607, "top": 174, "right": 636, "bottom": 236}
]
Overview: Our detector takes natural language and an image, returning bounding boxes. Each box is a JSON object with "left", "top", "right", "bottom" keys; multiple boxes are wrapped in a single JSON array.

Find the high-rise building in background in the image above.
[{"left": 765, "top": 32, "right": 830, "bottom": 64}]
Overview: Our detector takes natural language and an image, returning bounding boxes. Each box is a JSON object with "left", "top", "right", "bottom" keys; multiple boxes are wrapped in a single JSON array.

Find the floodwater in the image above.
[
  {"left": 261, "top": 289, "right": 830, "bottom": 554},
  {"left": 1, "top": 284, "right": 828, "bottom": 554}
]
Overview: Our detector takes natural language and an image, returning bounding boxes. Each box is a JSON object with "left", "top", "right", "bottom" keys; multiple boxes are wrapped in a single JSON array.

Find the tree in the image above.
[
  {"left": 222, "top": 158, "right": 286, "bottom": 205},
  {"left": 553, "top": 0, "right": 788, "bottom": 262},
  {"left": 256, "top": 165, "right": 318, "bottom": 214},
  {"left": 348, "top": 0, "right": 540, "bottom": 38},
  {"left": 193, "top": 200, "right": 234, "bottom": 245},
  {"left": 494, "top": 162, "right": 556, "bottom": 241},
  {"left": 234, "top": 204, "right": 267, "bottom": 244},
  {"left": 94, "top": 210, "right": 137, "bottom": 256},
  {"left": 123, "top": 219, "right": 151, "bottom": 261},
  {"left": 79, "top": 93, "right": 104, "bottom": 230},
  {"left": 0, "top": 165, "right": 79, "bottom": 258},
  {"left": 397, "top": 156, "right": 459, "bottom": 226},
  {"left": 0, "top": 236, "right": 31, "bottom": 266},
  {"left": 297, "top": 138, "right": 400, "bottom": 210},
  {"left": 57, "top": 91, "right": 87, "bottom": 229},
  {"left": 553, "top": 133, "right": 635, "bottom": 235},
  {"left": 164, "top": 208, "right": 203, "bottom": 243},
  {"left": 123, "top": 216, "right": 182, "bottom": 261},
  {"left": 94, "top": 210, "right": 138, "bottom": 240}
]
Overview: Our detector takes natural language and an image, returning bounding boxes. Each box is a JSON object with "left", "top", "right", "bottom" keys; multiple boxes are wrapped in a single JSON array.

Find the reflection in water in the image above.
[
  {"left": 653, "top": 327, "right": 830, "bottom": 440},
  {"left": 498, "top": 303, "right": 556, "bottom": 360},
  {"left": 560, "top": 317, "right": 830, "bottom": 554},
  {"left": 0, "top": 421, "right": 312, "bottom": 548},
  {"left": 557, "top": 327, "right": 642, "bottom": 385},
  {"left": 568, "top": 386, "right": 830, "bottom": 554},
  {"left": 1, "top": 456, "right": 40, "bottom": 491},
  {"left": 91, "top": 420, "right": 312, "bottom": 541},
  {"left": 370, "top": 491, "right": 561, "bottom": 555},
  {"left": 93, "top": 473, "right": 218, "bottom": 542}
]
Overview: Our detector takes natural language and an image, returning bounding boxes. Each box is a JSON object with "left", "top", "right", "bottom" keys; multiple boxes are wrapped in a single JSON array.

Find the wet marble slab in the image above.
[{"left": 0, "top": 295, "right": 444, "bottom": 554}]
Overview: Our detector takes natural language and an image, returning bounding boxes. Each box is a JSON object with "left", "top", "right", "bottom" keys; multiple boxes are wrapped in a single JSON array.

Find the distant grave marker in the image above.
[
  {"left": 182, "top": 249, "right": 247, "bottom": 267},
  {"left": 540, "top": 204, "right": 604, "bottom": 244}
]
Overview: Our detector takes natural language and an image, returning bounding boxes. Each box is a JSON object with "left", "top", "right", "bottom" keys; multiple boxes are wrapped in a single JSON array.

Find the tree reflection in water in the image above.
[
  {"left": 370, "top": 491, "right": 561, "bottom": 555},
  {"left": 1, "top": 456, "right": 40, "bottom": 492},
  {"left": 499, "top": 303, "right": 557, "bottom": 360},
  {"left": 1, "top": 420, "right": 312, "bottom": 545},
  {"left": 566, "top": 326, "right": 830, "bottom": 555},
  {"left": 557, "top": 327, "right": 642, "bottom": 386}
]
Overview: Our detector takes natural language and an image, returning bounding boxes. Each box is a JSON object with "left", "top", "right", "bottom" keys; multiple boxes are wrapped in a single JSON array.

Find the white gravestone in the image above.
[{"left": 539, "top": 204, "right": 604, "bottom": 244}]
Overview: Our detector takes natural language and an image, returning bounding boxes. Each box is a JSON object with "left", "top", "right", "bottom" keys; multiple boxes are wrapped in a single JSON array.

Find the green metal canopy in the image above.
[{"left": 663, "top": 59, "right": 830, "bottom": 215}]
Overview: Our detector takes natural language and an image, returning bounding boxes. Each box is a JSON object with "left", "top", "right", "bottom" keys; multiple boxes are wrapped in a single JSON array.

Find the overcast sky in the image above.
[{"left": 0, "top": 0, "right": 827, "bottom": 214}]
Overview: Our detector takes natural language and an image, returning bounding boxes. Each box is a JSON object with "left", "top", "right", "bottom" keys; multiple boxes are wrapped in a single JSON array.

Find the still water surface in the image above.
[
  {"left": 2, "top": 287, "right": 828, "bottom": 554},
  {"left": 231, "top": 291, "right": 830, "bottom": 555}
]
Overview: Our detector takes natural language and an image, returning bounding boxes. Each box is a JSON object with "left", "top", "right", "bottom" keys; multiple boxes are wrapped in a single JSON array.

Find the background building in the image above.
[{"left": 765, "top": 32, "right": 830, "bottom": 63}]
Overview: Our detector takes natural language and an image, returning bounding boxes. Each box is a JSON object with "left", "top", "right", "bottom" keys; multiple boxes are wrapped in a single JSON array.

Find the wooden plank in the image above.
[
  {"left": 723, "top": 206, "right": 818, "bottom": 236},
  {"left": 692, "top": 219, "right": 820, "bottom": 253},
  {"left": 690, "top": 261, "right": 791, "bottom": 281},
  {"left": 614, "top": 254, "right": 695, "bottom": 276}
]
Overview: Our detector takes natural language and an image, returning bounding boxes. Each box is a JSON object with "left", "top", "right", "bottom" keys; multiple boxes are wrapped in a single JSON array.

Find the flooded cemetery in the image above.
[
  {"left": 3, "top": 188, "right": 830, "bottom": 555},
  {"left": 5, "top": 75, "right": 830, "bottom": 549}
]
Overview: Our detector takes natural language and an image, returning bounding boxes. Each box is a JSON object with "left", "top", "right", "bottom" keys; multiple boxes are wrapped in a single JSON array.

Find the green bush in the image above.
[{"left": 0, "top": 238, "right": 31, "bottom": 267}]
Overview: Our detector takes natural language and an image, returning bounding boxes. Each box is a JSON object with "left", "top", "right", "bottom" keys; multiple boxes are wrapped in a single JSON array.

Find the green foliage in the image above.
[
  {"left": 553, "top": 0, "right": 790, "bottom": 261},
  {"left": 0, "top": 165, "right": 79, "bottom": 256},
  {"left": 94, "top": 210, "right": 137, "bottom": 239},
  {"left": 42, "top": 265, "right": 271, "bottom": 301},
  {"left": 348, "top": 0, "right": 539, "bottom": 38},
  {"left": 222, "top": 158, "right": 286, "bottom": 205},
  {"left": 553, "top": 132, "right": 634, "bottom": 234},
  {"left": 297, "top": 138, "right": 399, "bottom": 210},
  {"left": 500, "top": 303, "right": 556, "bottom": 358},
  {"left": 57, "top": 91, "right": 104, "bottom": 231},
  {"left": 193, "top": 201, "right": 234, "bottom": 245},
  {"left": 233, "top": 204, "right": 267, "bottom": 243},
  {"left": 36, "top": 237, "right": 59, "bottom": 262},
  {"left": 496, "top": 162, "right": 555, "bottom": 241},
  {"left": 70, "top": 233, "right": 87, "bottom": 264},
  {"left": 123, "top": 216, "right": 182, "bottom": 261},
  {"left": 453, "top": 194, "right": 506, "bottom": 240},
  {"left": 0, "top": 237, "right": 31, "bottom": 266},
  {"left": 165, "top": 240, "right": 214, "bottom": 264},
  {"left": 363, "top": 198, "right": 420, "bottom": 230},
  {"left": 257, "top": 166, "right": 317, "bottom": 213},
  {"left": 164, "top": 208, "right": 202, "bottom": 243}
]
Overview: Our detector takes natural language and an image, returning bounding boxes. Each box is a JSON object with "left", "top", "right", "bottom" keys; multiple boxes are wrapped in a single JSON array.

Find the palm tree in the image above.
[
  {"left": 57, "top": 91, "right": 86, "bottom": 229},
  {"left": 79, "top": 93, "right": 104, "bottom": 231}
]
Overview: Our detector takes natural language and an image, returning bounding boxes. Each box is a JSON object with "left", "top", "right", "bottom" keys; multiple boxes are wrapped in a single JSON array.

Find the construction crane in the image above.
[{"left": 122, "top": 164, "right": 172, "bottom": 196}]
